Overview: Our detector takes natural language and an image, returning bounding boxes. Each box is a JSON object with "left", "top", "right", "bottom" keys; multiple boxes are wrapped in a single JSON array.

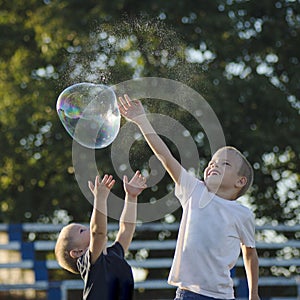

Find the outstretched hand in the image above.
[
  {"left": 88, "top": 174, "right": 115, "bottom": 198},
  {"left": 118, "top": 94, "right": 146, "bottom": 123},
  {"left": 123, "top": 170, "right": 147, "bottom": 198}
]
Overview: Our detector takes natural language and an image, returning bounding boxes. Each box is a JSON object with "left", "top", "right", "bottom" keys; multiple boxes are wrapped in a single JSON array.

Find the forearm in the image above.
[
  {"left": 90, "top": 194, "right": 108, "bottom": 236},
  {"left": 134, "top": 115, "right": 180, "bottom": 183},
  {"left": 119, "top": 194, "right": 137, "bottom": 234},
  {"left": 135, "top": 115, "right": 171, "bottom": 165},
  {"left": 247, "top": 258, "right": 259, "bottom": 298},
  {"left": 243, "top": 249, "right": 260, "bottom": 299},
  {"left": 116, "top": 194, "right": 137, "bottom": 252}
]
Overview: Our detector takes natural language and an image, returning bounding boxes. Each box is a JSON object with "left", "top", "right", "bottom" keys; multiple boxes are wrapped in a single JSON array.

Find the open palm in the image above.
[
  {"left": 118, "top": 94, "right": 145, "bottom": 122},
  {"left": 123, "top": 170, "right": 147, "bottom": 198}
]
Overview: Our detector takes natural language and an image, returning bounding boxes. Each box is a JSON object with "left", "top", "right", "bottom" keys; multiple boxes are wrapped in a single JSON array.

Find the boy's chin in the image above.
[
  {"left": 204, "top": 177, "right": 222, "bottom": 192},
  {"left": 205, "top": 175, "right": 221, "bottom": 184}
]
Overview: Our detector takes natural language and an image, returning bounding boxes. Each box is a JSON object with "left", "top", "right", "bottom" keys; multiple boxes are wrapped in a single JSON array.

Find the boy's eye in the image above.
[{"left": 80, "top": 229, "right": 85, "bottom": 233}]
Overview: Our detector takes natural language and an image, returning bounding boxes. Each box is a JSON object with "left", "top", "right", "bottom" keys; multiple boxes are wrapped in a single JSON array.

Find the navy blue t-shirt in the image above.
[{"left": 77, "top": 242, "right": 134, "bottom": 300}]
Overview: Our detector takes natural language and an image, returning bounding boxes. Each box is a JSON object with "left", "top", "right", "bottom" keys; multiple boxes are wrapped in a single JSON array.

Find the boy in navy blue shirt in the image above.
[{"left": 55, "top": 171, "right": 147, "bottom": 300}]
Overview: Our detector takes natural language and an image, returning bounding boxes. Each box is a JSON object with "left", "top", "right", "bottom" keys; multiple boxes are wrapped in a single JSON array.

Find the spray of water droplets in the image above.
[{"left": 59, "top": 14, "right": 202, "bottom": 88}]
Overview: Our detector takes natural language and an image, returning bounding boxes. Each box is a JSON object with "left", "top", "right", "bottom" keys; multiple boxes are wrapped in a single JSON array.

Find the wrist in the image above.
[
  {"left": 94, "top": 193, "right": 109, "bottom": 207},
  {"left": 125, "top": 193, "right": 138, "bottom": 201},
  {"left": 249, "top": 290, "right": 260, "bottom": 300},
  {"left": 95, "top": 188, "right": 110, "bottom": 199},
  {"left": 133, "top": 114, "right": 148, "bottom": 125}
]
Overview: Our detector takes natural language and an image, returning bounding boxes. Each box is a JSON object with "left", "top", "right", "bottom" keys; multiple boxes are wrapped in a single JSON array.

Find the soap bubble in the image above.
[{"left": 56, "top": 82, "right": 120, "bottom": 149}]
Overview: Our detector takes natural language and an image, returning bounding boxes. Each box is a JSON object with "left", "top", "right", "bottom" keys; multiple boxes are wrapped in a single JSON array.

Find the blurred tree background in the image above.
[{"left": 0, "top": 0, "right": 299, "bottom": 226}]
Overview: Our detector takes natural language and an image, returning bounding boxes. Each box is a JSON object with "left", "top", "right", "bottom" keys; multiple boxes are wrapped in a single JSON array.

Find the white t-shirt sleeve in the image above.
[
  {"left": 175, "top": 167, "right": 198, "bottom": 207},
  {"left": 238, "top": 210, "right": 256, "bottom": 248}
]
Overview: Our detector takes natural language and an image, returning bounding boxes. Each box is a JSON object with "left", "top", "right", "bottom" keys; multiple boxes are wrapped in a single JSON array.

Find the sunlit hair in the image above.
[
  {"left": 54, "top": 224, "right": 80, "bottom": 274},
  {"left": 217, "top": 146, "right": 254, "bottom": 198}
]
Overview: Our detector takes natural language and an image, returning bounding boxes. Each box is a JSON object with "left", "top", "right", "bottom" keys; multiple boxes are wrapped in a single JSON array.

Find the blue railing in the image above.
[{"left": 0, "top": 223, "right": 299, "bottom": 300}]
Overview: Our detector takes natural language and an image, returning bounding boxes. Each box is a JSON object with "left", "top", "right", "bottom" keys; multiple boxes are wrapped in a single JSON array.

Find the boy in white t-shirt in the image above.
[{"left": 118, "top": 95, "right": 260, "bottom": 300}]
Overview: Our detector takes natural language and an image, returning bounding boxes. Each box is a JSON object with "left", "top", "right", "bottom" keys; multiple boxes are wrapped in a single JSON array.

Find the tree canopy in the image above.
[{"left": 0, "top": 0, "right": 299, "bottom": 225}]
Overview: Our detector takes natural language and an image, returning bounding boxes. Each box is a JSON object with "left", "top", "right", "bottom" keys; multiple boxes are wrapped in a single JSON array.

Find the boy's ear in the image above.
[
  {"left": 70, "top": 248, "right": 84, "bottom": 259},
  {"left": 236, "top": 176, "right": 247, "bottom": 188}
]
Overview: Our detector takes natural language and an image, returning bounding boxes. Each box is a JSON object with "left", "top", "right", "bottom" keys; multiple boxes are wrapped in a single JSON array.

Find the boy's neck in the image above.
[{"left": 207, "top": 185, "right": 238, "bottom": 200}]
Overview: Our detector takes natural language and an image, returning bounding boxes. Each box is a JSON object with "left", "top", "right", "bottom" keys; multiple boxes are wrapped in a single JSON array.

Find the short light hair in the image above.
[
  {"left": 55, "top": 224, "right": 80, "bottom": 274},
  {"left": 218, "top": 146, "right": 254, "bottom": 198}
]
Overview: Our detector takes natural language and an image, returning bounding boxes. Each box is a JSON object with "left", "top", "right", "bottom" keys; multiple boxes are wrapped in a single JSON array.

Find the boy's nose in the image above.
[{"left": 211, "top": 162, "right": 219, "bottom": 168}]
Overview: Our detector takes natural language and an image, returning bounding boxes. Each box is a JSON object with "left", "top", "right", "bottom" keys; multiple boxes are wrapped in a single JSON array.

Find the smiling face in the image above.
[{"left": 204, "top": 148, "right": 247, "bottom": 199}]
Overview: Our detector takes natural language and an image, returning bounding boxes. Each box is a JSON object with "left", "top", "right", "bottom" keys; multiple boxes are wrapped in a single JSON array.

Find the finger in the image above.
[
  {"left": 118, "top": 105, "right": 127, "bottom": 116},
  {"left": 88, "top": 181, "right": 94, "bottom": 191},
  {"left": 95, "top": 175, "right": 100, "bottom": 187},
  {"left": 118, "top": 96, "right": 127, "bottom": 109},
  {"left": 138, "top": 173, "right": 146, "bottom": 181},
  {"left": 108, "top": 179, "right": 115, "bottom": 189},
  {"left": 132, "top": 170, "right": 141, "bottom": 182},
  {"left": 123, "top": 175, "right": 128, "bottom": 184},
  {"left": 118, "top": 103, "right": 124, "bottom": 111},
  {"left": 106, "top": 175, "right": 113, "bottom": 184},
  {"left": 101, "top": 174, "right": 108, "bottom": 183},
  {"left": 124, "top": 94, "right": 132, "bottom": 106}
]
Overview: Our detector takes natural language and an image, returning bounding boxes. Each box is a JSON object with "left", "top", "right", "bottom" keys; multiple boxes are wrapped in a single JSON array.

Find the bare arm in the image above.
[
  {"left": 241, "top": 245, "right": 260, "bottom": 300},
  {"left": 119, "top": 95, "right": 182, "bottom": 184},
  {"left": 88, "top": 175, "right": 115, "bottom": 264},
  {"left": 116, "top": 170, "right": 147, "bottom": 252}
]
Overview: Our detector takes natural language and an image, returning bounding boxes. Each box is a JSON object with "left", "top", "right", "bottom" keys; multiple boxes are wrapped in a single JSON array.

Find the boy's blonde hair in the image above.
[
  {"left": 218, "top": 146, "right": 254, "bottom": 198},
  {"left": 55, "top": 224, "right": 80, "bottom": 274}
]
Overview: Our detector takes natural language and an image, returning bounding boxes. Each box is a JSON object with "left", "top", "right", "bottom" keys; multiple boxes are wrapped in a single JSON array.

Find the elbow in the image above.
[
  {"left": 91, "top": 231, "right": 108, "bottom": 244},
  {"left": 120, "top": 222, "right": 135, "bottom": 233},
  {"left": 248, "top": 248, "right": 259, "bottom": 260},
  {"left": 90, "top": 224, "right": 107, "bottom": 237},
  {"left": 242, "top": 247, "right": 259, "bottom": 262}
]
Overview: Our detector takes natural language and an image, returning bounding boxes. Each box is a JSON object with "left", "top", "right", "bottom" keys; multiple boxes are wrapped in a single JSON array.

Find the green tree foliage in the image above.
[{"left": 0, "top": 0, "right": 299, "bottom": 224}]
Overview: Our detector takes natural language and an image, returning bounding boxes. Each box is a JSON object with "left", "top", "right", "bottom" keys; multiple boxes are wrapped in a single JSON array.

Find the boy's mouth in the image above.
[{"left": 208, "top": 170, "right": 220, "bottom": 176}]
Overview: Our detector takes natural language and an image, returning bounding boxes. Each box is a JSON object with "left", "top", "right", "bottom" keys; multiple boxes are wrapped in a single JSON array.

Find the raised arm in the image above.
[
  {"left": 116, "top": 170, "right": 147, "bottom": 252},
  {"left": 119, "top": 94, "right": 182, "bottom": 184},
  {"left": 241, "top": 245, "right": 260, "bottom": 300},
  {"left": 88, "top": 174, "right": 115, "bottom": 264}
]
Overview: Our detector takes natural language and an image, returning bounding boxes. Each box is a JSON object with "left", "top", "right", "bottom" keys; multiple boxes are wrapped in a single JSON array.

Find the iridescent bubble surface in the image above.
[{"left": 56, "top": 82, "right": 120, "bottom": 149}]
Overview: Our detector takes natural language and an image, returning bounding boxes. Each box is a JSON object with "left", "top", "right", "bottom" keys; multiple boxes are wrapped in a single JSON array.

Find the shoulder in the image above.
[
  {"left": 232, "top": 203, "right": 255, "bottom": 230},
  {"left": 175, "top": 167, "right": 205, "bottom": 205},
  {"left": 107, "top": 242, "right": 125, "bottom": 257},
  {"left": 216, "top": 199, "right": 255, "bottom": 224},
  {"left": 177, "top": 166, "right": 203, "bottom": 189},
  {"left": 235, "top": 202, "right": 254, "bottom": 217},
  {"left": 178, "top": 166, "right": 197, "bottom": 180}
]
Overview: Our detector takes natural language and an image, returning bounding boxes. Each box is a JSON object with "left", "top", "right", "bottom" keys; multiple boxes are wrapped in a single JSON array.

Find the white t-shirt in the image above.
[{"left": 168, "top": 167, "right": 256, "bottom": 299}]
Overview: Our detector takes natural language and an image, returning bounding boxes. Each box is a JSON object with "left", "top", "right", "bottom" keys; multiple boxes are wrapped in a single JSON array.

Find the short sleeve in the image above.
[
  {"left": 238, "top": 211, "right": 256, "bottom": 248},
  {"left": 175, "top": 167, "right": 198, "bottom": 207},
  {"left": 108, "top": 242, "right": 125, "bottom": 258}
]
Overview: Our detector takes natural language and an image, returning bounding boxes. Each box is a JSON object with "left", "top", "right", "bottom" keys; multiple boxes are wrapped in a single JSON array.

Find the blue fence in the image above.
[{"left": 0, "top": 222, "right": 299, "bottom": 300}]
